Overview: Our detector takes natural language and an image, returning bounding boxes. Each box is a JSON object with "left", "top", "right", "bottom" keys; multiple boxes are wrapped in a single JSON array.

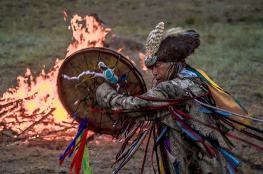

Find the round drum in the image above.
[{"left": 57, "top": 47, "right": 147, "bottom": 135}]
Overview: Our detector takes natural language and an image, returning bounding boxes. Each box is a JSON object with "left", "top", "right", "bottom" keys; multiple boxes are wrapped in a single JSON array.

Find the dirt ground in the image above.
[
  {"left": 1, "top": 129, "right": 263, "bottom": 174},
  {"left": 0, "top": 134, "right": 157, "bottom": 174}
]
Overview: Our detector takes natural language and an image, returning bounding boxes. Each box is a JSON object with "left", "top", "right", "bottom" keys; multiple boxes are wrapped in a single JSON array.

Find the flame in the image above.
[
  {"left": 139, "top": 52, "right": 148, "bottom": 73},
  {"left": 117, "top": 45, "right": 137, "bottom": 66},
  {"left": 117, "top": 45, "right": 125, "bottom": 53},
  {"left": 126, "top": 56, "right": 137, "bottom": 66},
  {"left": 63, "top": 11, "right": 68, "bottom": 21},
  {"left": 0, "top": 13, "right": 110, "bottom": 140},
  {"left": 66, "top": 14, "right": 111, "bottom": 57},
  {"left": 0, "top": 60, "right": 67, "bottom": 138}
]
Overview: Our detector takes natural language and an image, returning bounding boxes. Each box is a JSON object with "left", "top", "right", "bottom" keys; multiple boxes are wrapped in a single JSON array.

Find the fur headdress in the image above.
[{"left": 145, "top": 22, "right": 200, "bottom": 69}]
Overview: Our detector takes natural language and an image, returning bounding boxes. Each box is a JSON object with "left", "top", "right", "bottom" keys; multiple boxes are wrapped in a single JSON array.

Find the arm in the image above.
[
  {"left": 96, "top": 80, "right": 187, "bottom": 120},
  {"left": 96, "top": 82, "right": 171, "bottom": 121},
  {"left": 96, "top": 83, "right": 168, "bottom": 110}
]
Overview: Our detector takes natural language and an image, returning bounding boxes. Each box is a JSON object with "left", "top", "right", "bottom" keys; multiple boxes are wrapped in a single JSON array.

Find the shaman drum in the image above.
[{"left": 57, "top": 47, "right": 147, "bottom": 135}]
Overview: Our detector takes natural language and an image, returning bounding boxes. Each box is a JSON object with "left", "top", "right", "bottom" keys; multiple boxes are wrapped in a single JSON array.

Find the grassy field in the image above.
[{"left": 0, "top": 0, "right": 263, "bottom": 173}]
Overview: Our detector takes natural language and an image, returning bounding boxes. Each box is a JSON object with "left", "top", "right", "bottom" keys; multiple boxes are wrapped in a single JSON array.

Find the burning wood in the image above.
[
  {"left": 17, "top": 108, "right": 56, "bottom": 137},
  {"left": 0, "top": 61, "right": 73, "bottom": 141}
]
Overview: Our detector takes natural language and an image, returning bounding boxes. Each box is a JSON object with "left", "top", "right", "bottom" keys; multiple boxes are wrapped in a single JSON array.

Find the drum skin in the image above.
[{"left": 57, "top": 47, "right": 147, "bottom": 135}]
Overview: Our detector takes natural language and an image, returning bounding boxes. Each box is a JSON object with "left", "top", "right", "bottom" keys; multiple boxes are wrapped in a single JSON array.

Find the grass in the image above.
[
  {"left": 0, "top": 22, "right": 70, "bottom": 66},
  {"left": 185, "top": 23, "right": 263, "bottom": 93}
]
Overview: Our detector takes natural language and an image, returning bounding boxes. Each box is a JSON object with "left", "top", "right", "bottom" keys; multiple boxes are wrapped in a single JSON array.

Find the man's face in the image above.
[{"left": 151, "top": 61, "right": 170, "bottom": 84}]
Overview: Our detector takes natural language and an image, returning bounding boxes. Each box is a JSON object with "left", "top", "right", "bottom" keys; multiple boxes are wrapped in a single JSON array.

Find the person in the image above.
[{"left": 96, "top": 22, "right": 242, "bottom": 174}]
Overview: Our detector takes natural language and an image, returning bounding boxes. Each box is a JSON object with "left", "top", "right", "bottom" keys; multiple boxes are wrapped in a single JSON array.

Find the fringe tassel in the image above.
[
  {"left": 112, "top": 122, "right": 153, "bottom": 174},
  {"left": 217, "top": 146, "right": 242, "bottom": 171},
  {"left": 59, "top": 119, "right": 91, "bottom": 174},
  {"left": 82, "top": 144, "right": 92, "bottom": 174},
  {"left": 141, "top": 126, "right": 153, "bottom": 174},
  {"left": 70, "top": 126, "right": 89, "bottom": 174},
  {"left": 170, "top": 107, "right": 217, "bottom": 158}
]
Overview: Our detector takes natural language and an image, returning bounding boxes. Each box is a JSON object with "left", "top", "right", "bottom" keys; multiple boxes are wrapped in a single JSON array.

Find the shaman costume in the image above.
[
  {"left": 96, "top": 23, "right": 229, "bottom": 174},
  {"left": 97, "top": 79, "right": 228, "bottom": 173}
]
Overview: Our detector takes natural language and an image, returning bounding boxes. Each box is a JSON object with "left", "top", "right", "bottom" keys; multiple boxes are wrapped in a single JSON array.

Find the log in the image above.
[{"left": 17, "top": 108, "right": 56, "bottom": 137}]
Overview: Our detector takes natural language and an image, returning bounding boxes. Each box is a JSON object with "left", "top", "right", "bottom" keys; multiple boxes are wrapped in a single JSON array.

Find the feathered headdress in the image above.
[
  {"left": 145, "top": 22, "right": 200, "bottom": 69},
  {"left": 145, "top": 22, "right": 164, "bottom": 69}
]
